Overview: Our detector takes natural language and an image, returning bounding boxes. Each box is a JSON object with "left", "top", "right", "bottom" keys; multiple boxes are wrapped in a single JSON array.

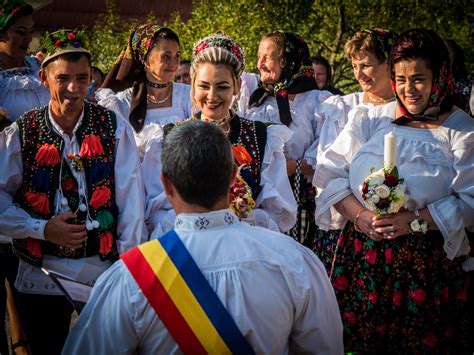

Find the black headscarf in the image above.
[{"left": 248, "top": 31, "right": 317, "bottom": 126}]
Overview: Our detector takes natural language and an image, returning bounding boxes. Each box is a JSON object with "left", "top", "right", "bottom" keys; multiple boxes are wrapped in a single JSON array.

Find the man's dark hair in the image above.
[
  {"left": 43, "top": 52, "right": 91, "bottom": 70},
  {"left": 161, "top": 121, "right": 234, "bottom": 209}
]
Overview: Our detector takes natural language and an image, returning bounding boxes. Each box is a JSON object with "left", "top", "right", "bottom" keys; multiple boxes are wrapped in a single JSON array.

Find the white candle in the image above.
[{"left": 384, "top": 131, "right": 397, "bottom": 168}]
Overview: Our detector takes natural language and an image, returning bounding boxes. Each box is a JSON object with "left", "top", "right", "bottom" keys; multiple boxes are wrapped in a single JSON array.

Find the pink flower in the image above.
[
  {"left": 408, "top": 288, "right": 427, "bottom": 305},
  {"left": 55, "top": 39, "right": 62, "bottom": 47},
  {"left": 278, "top": 89, "right": 287, "bottom": 97},
  {"left": 365, "top": 249, "right": 377, "bottom": 265},
  {"left": 67, "top": 32, "right": 76, "bottom": 40}
]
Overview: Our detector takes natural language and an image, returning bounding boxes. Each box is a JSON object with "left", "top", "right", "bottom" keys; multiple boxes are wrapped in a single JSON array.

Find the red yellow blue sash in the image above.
[{"left": 121, "top": 229, "right": 255, "bottom": 354}]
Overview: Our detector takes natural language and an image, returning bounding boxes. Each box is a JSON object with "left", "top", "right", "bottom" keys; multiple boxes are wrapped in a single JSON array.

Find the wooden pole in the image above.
[{"left": 5, "top": 280, "right": 29, "bottom": 355}]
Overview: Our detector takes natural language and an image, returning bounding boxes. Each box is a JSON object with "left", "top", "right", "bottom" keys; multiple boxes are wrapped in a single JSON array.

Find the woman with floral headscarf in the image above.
[
  {"left": 96, "top": 24, "right": 192, "bottom": 159},
  {"left": 143, "top": 32, "right": 296, "bottom": 236},
  {"left": 314, "top": 28, "right": 473, "bottom": 353},
  {"left": 313, "top": 28, "right": 396, "bottom": 271},
  {"left": 246, "top": 31, "right": 332, "bottom": 244},
  {"left": 0, "top": 0, "right": 49, "bottom": 121}
]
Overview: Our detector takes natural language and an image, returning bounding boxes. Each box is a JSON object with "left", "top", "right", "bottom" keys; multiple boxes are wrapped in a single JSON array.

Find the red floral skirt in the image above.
[{"left": 331, "top": 222, "right": 473, "bottom": 354}]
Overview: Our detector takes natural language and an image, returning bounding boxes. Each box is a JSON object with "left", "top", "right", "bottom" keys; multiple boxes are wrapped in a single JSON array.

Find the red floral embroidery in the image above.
[
  {"left": 332, "top": 275, "right": 349, "bottom": 291},
  {"left": 422, "top": 333, "right": 438, "bottom": 348},
  {"left": 36, "top": 144, "right": 60, "bottom": 166},
  {"left": 232, "top": 145, "right": 252, "bottom": 166},
  {"left": 80, "top": 134, "right": 104, "bottom": 158},
  {"left": 354, "top": 238, "right": 362, "bottom": 254},
  {"left": 408, "top": 288, "right": 427, "bottom": 305},
  {"left": 368, "top": 290, "right": 378, "bottom": 304},
  {"left": 385, "top": 248, "right": 393, "bottom": 264},
  {"left": 99, "top": 231, "right": 113, "bottom": 255},
  {"left": 61, "top": 178, "right": 77, "bottom": 192},
  {"left": 392, "top": 290, "right": 403, "bottom": 306},
  {"left": 25, "top": 192, "right": 50, "bottom": 214},
  {"left": 343, "top": 311, "right": 356, "bottom": 326},
  {"left": 89, "top": 186, "right": 111, "bottom": 209},
  {"left": 365, "top": 248, "right": 377, "bottom": 264}
]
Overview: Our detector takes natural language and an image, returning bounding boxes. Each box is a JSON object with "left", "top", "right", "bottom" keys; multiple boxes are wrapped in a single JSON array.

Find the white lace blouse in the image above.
[
  {"left": 314, "top": 101, "right": 474, "bottom": 260},
  {"left": 95, "top": 82, "right": 192, "bottom": 158},
  {"left": 243, "top": 90, "right": 332, "bottom": 168},
  {"left": 0, "top": 56, "right": 50, "bottom": 121}
]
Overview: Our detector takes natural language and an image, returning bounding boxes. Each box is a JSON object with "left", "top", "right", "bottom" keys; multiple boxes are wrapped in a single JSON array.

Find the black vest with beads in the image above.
[
  {"left": 228, "top": 116, "right": 267, "bottom": 199},
  {"left": 12, "top": 102, "right": 119, "bottom": 267}
]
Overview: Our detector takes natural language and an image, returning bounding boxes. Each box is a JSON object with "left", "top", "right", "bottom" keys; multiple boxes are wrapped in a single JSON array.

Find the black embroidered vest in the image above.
[
  {"left": 228, "top": 116, "right": 267, "bottom": 199},
  {"left": 12, "top": 102, "right": 119, "bottom": 267}
]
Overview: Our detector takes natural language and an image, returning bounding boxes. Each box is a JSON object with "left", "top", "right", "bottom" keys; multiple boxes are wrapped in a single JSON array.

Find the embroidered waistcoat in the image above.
[{"left": 12, "top": 102, "right": 119, "bottom": 267}]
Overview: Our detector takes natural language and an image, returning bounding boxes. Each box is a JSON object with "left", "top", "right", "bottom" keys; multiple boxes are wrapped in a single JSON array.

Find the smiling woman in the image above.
[
  {"left": 142, "top": 32, "right": 297, "bottom": 236},
  {"left": 96, "top": 24, "right": 192, "bottom": 159},
  {"left": 314, "top": 28, "right": 473, "bottom": 353},
  {"left": 0, "top": 0, "right": 49, "bottom": 121}
]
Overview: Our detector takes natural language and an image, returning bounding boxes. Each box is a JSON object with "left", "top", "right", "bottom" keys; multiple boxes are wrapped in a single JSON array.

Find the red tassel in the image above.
[
  {"left": 36, "top": 144, "right": 60, "bottom": 166},
  {"left": 27, "top": 238, "right": 42, "bottom": 258},
  {"left": 99, "top": 231, "right": 113, "bottom": 255},
  {"left": 89, "top": 186, "right": 111, "bottom": 209},
  {"left": 80, "top": 134, "right": 104, "bottom": 158},
  {"left": 25, "top": 192, "right": 50, "bottom": 214}
]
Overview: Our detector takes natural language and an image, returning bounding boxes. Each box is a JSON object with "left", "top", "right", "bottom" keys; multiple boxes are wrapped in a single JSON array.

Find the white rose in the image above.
[
  {"left": 369, "top": 176, "right": 385, "bottom": 186},
  {"left": 374, "top": 184, "right": 390, "bottom": 199},
  {"left": 365, "top": 200, "right": 376, "bottom": 211},
  {"left": 410, "top": 219, "right": 421, "bottom": 232},
  {"left": 371, "top": 194, "right": 380, "bottom": 203}
]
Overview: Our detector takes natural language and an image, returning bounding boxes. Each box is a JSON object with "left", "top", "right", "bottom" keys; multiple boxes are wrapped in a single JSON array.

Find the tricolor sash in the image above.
[{"left": 121, "top": 229, "right": 255, "bottom": 354}]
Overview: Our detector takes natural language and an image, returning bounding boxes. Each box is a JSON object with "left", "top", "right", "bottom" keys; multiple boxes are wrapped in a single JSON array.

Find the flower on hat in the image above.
[
  {"left": 72, "top": 41, "right": 80, "bottom": 48},
  {"left": 36, "top": 51, "right": 44, "bottom": 61},
  {"left": 54, "top": 39, "right": 62, "bottom": 47},
  {"left": 67, "top": 32, "right": 76, "bottom": 40}
]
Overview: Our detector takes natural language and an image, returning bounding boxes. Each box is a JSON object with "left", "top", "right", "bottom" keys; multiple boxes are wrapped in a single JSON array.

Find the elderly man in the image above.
[
  {"left": 0, "top": 29, "right": 147, "bottom": 354},
  {"left": 63, "top": 120, "right": 343, "bottom": 354}
]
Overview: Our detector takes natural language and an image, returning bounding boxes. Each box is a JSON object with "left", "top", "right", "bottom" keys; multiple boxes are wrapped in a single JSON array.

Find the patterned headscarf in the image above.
[
  {"left": 390, "top": 29, "right": 456, "bottom": 125},
  {"left": 362, "top": 28, "right": 396, "bottom": 61},
  {"left": 248, "top": 31, "right": 317, "bottom": 126},
  {"left": 0, "top": 0, "right": 32, "bottom": 32},
  {"left": 102, "top": 24, "right": 179, "bottom": 132}
]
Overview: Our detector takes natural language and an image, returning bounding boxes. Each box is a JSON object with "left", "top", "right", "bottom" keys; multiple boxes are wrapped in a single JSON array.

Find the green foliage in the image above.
[
  {"left": 166, "top": 0, "right": 474, "bottom": 92},
  {"left": 43, "top": 0, "right": 472, "bottom": 90}
]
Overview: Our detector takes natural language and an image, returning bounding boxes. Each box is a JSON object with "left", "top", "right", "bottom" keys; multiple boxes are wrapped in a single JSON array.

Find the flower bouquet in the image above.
[
  {"left": 229, "top": 175, "right": 255, "bottom": 219},
  {"left": 361, "top": 165, "right": 406, "bottom": 215},
  {"left": 361, "top": 131, "right": 407, "bottom": 215}
]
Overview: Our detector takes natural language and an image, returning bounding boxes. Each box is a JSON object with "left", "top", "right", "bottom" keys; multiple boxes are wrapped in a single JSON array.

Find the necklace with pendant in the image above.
[{"left": 146, "top": 78, "right": 168, "bottom": 88}]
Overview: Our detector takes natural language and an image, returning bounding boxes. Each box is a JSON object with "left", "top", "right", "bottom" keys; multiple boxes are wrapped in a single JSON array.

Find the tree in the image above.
[{"left": 166, "top": 0, "right": 474, "bottom": 92}]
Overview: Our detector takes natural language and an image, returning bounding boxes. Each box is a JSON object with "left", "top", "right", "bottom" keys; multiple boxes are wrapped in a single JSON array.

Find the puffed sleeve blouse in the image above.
[
  {"left": 244, "top": 90, "right": 332, "bottom": 167},
  {"left": 0, "top": 56, "right": 50, "bottom": 121},
  {"left": 314, "top": 101, "right": 474, "bottom": 260},
  {"left": 95, "top": 82, "right": 192, "bottom": 158}
]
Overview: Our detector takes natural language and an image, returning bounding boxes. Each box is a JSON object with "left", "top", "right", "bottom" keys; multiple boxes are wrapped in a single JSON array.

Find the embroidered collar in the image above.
[
  {"left": 174, "top": 209, "right": 241, "bottom": 232},
  {"left": 48, "top": 104, "right": 85, "bottom": 136}
]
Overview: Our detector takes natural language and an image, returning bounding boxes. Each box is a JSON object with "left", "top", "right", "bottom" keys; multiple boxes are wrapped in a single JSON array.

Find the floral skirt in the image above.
[
  {"left": 331, "top": 222, "right": 473, "bottom": 354},
  {"left": 312, "top": 226, "right": 341, "bottom": 275}
]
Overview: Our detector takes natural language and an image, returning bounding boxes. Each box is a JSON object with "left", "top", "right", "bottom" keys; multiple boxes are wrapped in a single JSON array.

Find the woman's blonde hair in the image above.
[{"left": 190, "top": 46, "right": 242, "bottom": 113}]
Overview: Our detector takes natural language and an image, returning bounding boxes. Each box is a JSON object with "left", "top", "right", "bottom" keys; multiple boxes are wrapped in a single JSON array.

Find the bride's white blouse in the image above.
[{"left": 314, "top": 101, "right": 474, "bottom": 260}]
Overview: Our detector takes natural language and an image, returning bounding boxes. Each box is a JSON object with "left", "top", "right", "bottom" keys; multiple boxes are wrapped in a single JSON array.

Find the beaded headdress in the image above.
[
  {"left": 192, "top": 32, "right": 246, "bottom": 75},
  {"left": 39, "top": 29, "right": 90, "bottom": 68},
  {"left": 0, "top": 0, "right": 32, "bottom": 31}
]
